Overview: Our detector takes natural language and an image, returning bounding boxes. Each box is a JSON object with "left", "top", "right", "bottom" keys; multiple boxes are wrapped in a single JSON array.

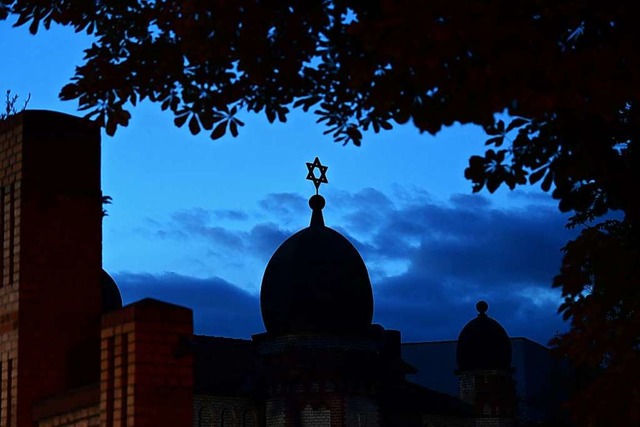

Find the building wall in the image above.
[
  {"left": 37, "top": 405, "right": 100, "bottom": 427},
  {"left": 0, "top": 111, "right": 102, "bottom": 427},
  {"left": 265, "top": 397, "right": 287, "bottom": 426},
  {"left": 264, "top": 394, "right": 352, "bottom": 427},
  {"left": 458, "top": 370, "right": 515, "bottom": 427},
  {"left": 473, "top": 419, "right": 514, "bottom": 427},
  {"left": 402, "top": 341, "right": 459, "bottom": 396},
  {"left": 458, "top": 370, "right": 515, "bottom": 414},
  {"left": 194, "top": 395, "right": 258, "bottom": 427},
  {"left": 100, "top": 299, "right": 194, "bottom": 427},
  {"left": 0, "top": 112, "right": 26, "bottom": 427},
  {"left": 256, "top": 332, "right": 386, "bottom": 427},
  {"left": 421, "top": 414, "right": 473, "bottom": 427},
  {"left": 32, "top": 385, "right": 100, "bottom": 427},
  {"left": 300, "top": 404, "right": 330, "bottom": 426},
  {"left": 345, "top": 395, "right": 379, "bottom": 427},
  {"left": 510, "top": 338, "right": 570, "bottom": 425},
  {"left": 402, "top": 338, "right": 567, "bottom": 425}
]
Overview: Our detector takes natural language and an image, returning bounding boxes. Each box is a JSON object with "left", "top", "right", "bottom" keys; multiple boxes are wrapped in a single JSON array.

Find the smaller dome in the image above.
[
  {"left": 456, "top": 301, "right": 511, "bottom": 372},
  {"left": 101, "top": 269, "right": 123, "bottom": 312}
]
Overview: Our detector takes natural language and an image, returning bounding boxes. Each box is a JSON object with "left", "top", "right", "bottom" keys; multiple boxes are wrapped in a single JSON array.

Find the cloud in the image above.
[
  {"left": 213, "top": 209, "right": 250, "bottom": 221},
  {"left": 505, "top": 189, "right": 559, "bottom": 206},
  {"left": 258, "top": 192, "right": 307, "bottom": 218},
  {"left": 158, "top": 206, "right": 292, "bottom": 256},
  {"left": 114, "top": 272, "right": 264, "bottom": 338},
  {"left": 247, "top": 222, "right": 292, "bottom": 261},
  {"left": 331, "top": 188, "right": 573, "bottom": 344},
  {"left": 299, "top": 187, "right": 571, "bottom": 344},
  {"left": 167, "top": 208, "right": 245, "bottom": 250},
  {"left": 373, "top": 272, "right": 566, "bottom": 345},
  {"left": 138, "top": 187, "right": 574, "bottom": 345}
]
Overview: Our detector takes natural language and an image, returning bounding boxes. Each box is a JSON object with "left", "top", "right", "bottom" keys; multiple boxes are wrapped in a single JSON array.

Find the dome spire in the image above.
[
  {"left": 476, "top": 300, "right": 488, "bottom": 316},
  {"left": 306, "top": 157, "right": 328, "bottom": 227},
  {"left": 309, "top": 194, "right": 325, "bottom": 227}
]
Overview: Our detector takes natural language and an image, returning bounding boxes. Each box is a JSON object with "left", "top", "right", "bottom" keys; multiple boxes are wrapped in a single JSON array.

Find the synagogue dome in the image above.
[
  {"left": 260, "top": 195, "right": 374, "bottom": 336},
  {"left": 456, "top": 301, "right": 512, "bottom": 372}
]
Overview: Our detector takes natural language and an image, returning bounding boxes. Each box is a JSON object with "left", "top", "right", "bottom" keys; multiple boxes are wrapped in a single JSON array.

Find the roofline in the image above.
[
  {"left": 402, "top": 339, "right": 458, "bottom": 346},
  {"left": 509, "top": 336, "right": 551, "bottom": 350},
  {"left": 193, "top": 334, "right": 252, "bottom": 343},
  {"left": 402, "top": 336, "right": 550, "bottom": 349}
]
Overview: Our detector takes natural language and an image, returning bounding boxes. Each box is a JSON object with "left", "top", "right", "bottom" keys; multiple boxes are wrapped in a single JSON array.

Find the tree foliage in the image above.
[{"left": 2, "top": 1, "right": 638, "bottom": 425}]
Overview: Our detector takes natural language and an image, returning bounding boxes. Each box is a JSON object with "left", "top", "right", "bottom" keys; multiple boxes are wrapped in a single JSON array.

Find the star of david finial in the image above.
[{"left": 306, "top": 157, "right": 328, "bottom": 194}]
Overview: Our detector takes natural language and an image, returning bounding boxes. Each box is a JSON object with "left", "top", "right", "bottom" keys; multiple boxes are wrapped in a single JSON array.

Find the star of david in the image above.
[{"left": 306, "top": 157, "right": 328, "bottom": 193}]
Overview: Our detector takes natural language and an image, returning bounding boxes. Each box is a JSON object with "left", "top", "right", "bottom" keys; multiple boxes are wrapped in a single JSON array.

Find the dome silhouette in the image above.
[
  {"left": 101, "top": 269, "right": 123, "bottom": 312},
  {"left": 456, "top": 301, "right": 512, "bottom": 372},
  {"left": 260, "top": 195, "right": 374, "bottom": 336}
]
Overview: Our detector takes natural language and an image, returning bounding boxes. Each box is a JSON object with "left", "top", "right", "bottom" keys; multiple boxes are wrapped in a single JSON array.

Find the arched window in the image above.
[
  {"left": 198, "top": 403, "right": 213, "bottom": 427},
  {"left": 243, "top": 409, "right": 257, "bottom": 427},
  {"left": 220, "top": 408, "right": 234, "bottom": 427}
]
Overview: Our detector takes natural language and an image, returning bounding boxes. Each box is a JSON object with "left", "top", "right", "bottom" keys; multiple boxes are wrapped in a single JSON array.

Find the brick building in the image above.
[{"left": 0, "top": 110, "right": 556, "bottom": 426}]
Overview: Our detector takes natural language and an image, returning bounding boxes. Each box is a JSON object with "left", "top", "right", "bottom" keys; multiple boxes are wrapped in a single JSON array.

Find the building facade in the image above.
[{"left": 0, "top": 111, "right": 565, "bottom": 427}]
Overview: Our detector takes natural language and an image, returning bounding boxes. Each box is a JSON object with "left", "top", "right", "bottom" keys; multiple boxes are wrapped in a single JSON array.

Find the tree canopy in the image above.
[{"left": 2, "top": 1, "right": 638, "bottom": 425}]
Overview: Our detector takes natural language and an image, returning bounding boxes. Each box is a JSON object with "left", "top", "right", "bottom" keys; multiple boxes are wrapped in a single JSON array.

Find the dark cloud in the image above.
[
  {"left": 140, "top": 187, "right": 574, "bottom": 346},
  {"left": 156, "top": 208, "right": 245, "bottom": 249},
  {"left": 114, "top": 272, "right": 264, "bottom": 338},
  {"left": 325, "top": 187, "right": 571, "bottom": 283},
  {"left": 213, "top": 209, "right": 250, "bottom": 221},
  {"left": 331, "top": 188, "right": 396, "bottom": 234},
  {"left": 258, "top": 192, "right": 307, "bottom": 218},
  {"left": 162, "top": 207, "right": 292, "bottom": 257},
  {"left": 409, "top": 204, "right": 571, "bottom": 285},
  {"left": 449, "top": 193, "right": 493, "bottom": 210},
  {"left": 373, "top": 273, "right": 566, "bottom": 345},
  {"left": 247, "top": 223, "right": 292, "bottom": 261},
  {"left": 333, "top": 189, "right": 573, "bottom": 345},
  {"left": 505, "top": 189, "right": 558, "bottom": 205},
  {"left": 307, "top": 187, "right": 571, "bottom": 344}
]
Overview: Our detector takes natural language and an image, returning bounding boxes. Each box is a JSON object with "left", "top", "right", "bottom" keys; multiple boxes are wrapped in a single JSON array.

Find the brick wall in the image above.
[
  {"left": 265, "top": 398, "right": 286, "bottom": 426},
  {"left": 263, "top": 386, "right": 383, "bottom": 426},
  {"left": 257, "top": 332, "right": 386, "bottom": 427},
  {"left": 474, "top": 418, "right": 515, "bottom": 427},
  {"left": 300, "top": 404, "right": 330, "bottom": 426},
  {"left": 193, "top": 395, "right": 258, "bottom": 427},
  {"left": 0, "top": 112, "right": 26, "bottom": 427},
  {"left": 345, "top": 395, "right": 379, "bottom": 427},
  {"left": 0, "top": 111, "right": 102, "bottom": 427},
  {"left": 458, "top": 370, "right": 516, "bottom": 426},
  {"left": 101, "top": 299, "right": 193, "bottom": 427},
  {"left": 36, "top": 405, "right": 100, "bottom": 427},
  {"left": 458, "top": 372, "right": 476, "bottom": 405},
  {"left": 33, "top": 385, "right": 100, "bottom": 427}
]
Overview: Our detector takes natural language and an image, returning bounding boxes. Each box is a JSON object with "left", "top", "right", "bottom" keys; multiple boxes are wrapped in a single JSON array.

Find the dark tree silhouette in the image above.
[
  {"left": 2, "top": 2, "right": 638, "bottom": 425},
  {"left": 1, "top": 89, "right": 30, "bottom": 119}
]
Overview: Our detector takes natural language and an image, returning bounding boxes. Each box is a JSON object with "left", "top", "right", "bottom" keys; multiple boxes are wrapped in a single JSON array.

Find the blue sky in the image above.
[{"left": 1, "top": 21, "right": 571, "bottom": 344}]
